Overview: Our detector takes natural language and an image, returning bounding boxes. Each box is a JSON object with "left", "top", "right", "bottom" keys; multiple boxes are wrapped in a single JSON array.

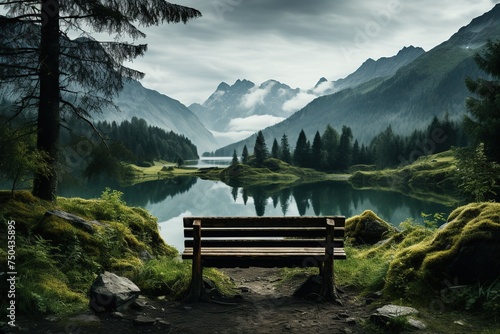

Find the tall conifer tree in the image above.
[
  {"left": 464, "top": 40, "right": 500, "bottom": 163},
  {"left": 253, "top": 130, "right": 268, "bottom": 166},
  {"left": 0, "top": 1, "right": 201, "bottom": 201}
]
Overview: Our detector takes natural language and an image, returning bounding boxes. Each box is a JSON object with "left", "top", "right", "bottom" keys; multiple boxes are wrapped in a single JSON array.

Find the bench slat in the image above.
[
  {"left": 183, "top": 227, "right": 345, "bottom": 238},
  {"left": 182, "top": 250, "right": 346, "bottom": 258},
  {"left": 183, "top": 216, "right": 345, "bottom": 228},
  {"left": 182, "top": 252, "right": 347, "bottom": 268},
  {"left": 184, "top": 239, "right": 344, "bottom": 248}
]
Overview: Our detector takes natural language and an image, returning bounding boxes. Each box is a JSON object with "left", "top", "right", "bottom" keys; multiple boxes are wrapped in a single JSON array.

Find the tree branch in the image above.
[{"left": 59, "top": 99, "right": 109, "bottom": 148}]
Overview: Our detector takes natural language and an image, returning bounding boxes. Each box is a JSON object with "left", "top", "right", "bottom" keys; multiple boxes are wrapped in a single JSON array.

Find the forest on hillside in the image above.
[{"left": 218, "top": 115, "right": 467, "bottom": 173}]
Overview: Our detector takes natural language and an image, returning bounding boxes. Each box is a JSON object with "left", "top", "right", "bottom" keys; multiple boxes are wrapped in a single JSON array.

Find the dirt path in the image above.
[{"left": 15, "top": 268, "right": 375, "bottom": 334}]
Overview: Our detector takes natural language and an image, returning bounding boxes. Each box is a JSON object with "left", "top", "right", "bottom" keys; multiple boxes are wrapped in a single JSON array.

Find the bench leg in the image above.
[
  {"left": 189, "top": 220, "right": 203, "bottom": 302},
  {"left": 321, "top": 221, "right": 342, "bottom": 304},
  {"left": 189, "top": 258, "right": 203, "bottom": 302}
]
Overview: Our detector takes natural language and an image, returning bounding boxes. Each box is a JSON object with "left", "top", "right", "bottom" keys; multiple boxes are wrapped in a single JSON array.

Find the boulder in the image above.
[
  {"left": 346, "top": 210, "right": 397, "bottom": 245},
  {"left": 89, "top": 272, "right": 141, "bottom": 312}
]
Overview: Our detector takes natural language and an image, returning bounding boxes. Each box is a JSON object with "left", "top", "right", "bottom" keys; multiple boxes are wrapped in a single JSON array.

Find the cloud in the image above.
[
  {"left": 227, "top": 114, "right": 285, "bottom": 131},
  {"left": 125, "top": 0, "right": 498, "bottom": 106},
  {"left": 210, "top": 130, "right": 255, "bottom": 147},
  {"left": 282, "top": 92, "right": 317, "bottom": 113},
  {"left": 240, "top": 80, "right": 276, "bottom": 109}
]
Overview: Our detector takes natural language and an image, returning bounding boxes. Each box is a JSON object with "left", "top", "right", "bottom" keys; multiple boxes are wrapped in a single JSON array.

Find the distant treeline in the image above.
[
  {"left": 95, "top": 117, "right": 199, "bottom": 164},
  {"left": 233, "top": 115, "right": 466, "bottom": 172},
  {"left": 58, "top": 116, "right": 199, "bottom": 180}
]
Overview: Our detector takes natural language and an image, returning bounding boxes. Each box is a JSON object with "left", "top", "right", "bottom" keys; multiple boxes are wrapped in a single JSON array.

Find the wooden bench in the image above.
[{"left": 182, "top": 216, "right": 346, "bottom": 302}]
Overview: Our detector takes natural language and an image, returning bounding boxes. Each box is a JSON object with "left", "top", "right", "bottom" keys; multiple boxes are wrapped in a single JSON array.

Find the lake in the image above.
[{"left": 59, "top": 175, "right": 455, "bottom": 253}]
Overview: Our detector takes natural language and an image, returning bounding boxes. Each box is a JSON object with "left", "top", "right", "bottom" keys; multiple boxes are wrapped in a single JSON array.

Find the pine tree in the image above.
[
  {"left": 0, "top": 1, "right": 201, "bottom": 201},
  {"left": 231, "top": 149, "right": 239, "bottom": 166},
  {"left": 242, "top": 145, "right": 249, "bottom": 164},
  {"left": 253, "top": 131, "right": 268, "bottom": 166},
  {"left": 321, "top": 124, "right": 339, "bottom": 171},
  {"left": 464, "top": 40, "right": 500, "bottom": 163},
  {"left": 294, "top": 130, "right": 310, "bottom": 167},
  {"left": 338, "top": 126, "right": 353, "bottom": 171},
  {"left": 280, "top": 134, "right": 292, "bottom": 164},
  {"left": 271, "top": 138, "right": 280, "bottom": 159},
  {"left": 352, "top": 140, "right": 360, "bottom": 165},
  {"left": 311, "top": 131, "right": 323, "bottom": 170}
]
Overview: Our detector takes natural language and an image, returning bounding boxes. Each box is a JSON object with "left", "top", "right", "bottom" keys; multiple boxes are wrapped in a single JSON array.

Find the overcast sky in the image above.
[{"left": 127, "top": 0, "right": 499, "bottom": 106}]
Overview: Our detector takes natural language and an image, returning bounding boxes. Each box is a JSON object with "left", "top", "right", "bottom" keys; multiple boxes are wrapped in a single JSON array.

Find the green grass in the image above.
[{"left": 120, "top": 161, "right": 200, "bottom": 186}]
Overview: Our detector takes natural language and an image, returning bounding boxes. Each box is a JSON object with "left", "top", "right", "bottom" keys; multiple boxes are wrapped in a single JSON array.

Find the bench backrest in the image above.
[{"left": 183, "top": 216, "right": 345, "bottom": 250}]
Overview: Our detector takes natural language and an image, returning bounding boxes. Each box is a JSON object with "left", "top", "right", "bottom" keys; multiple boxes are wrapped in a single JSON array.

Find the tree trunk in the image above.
[{"left": 32, "top": 0, "right": 60, "bottom": 201}]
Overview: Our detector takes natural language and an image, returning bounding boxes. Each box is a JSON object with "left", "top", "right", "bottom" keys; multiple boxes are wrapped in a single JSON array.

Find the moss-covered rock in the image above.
[
  {"left": 385, "top": 202, "right": 500, "bottom": 294},
  {"left": 346, "top": 210, "right": 398, "bottom": 245}
]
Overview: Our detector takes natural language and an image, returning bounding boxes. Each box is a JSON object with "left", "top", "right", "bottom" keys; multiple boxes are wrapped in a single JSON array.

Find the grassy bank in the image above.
[
  {"left": 349, "top": 150, "right": 462, "bottom": 206},
  {"left": 121, "top": 158, "right": 337, "bottom": 187},
  {"left": 0, "top": 190, "right": 222, "bottom": 316},
  {"left": 216, "top": 158, "right": 331, "bottom": 187}
]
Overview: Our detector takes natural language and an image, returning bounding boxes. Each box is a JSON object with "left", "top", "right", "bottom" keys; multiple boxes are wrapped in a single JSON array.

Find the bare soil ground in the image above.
[{"left": 14, "top": 267, "right": 376, "bottom": 334}]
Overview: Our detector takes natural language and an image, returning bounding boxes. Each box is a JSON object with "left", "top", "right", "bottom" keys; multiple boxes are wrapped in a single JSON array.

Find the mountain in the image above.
[
  {"left": 191, "top": 46, "right": 425, "bottom": 149},
  {"left": 330, "top": 46, "right": 425, "bottom": 93},
  {"left": 92, "top": 80, "right": 219, "bottom": 154},
  {"left": 215, "top": 4, "right": 500, "bottom": 156},
  {"left": 189, "top": 79, "right": 300, "bottom": 133}
]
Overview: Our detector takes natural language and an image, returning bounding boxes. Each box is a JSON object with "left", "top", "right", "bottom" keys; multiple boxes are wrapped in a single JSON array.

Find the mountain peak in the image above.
[
  {"left": 397, "top": 45, "right": 425, "bottom": 56},
  {"left": 216, "top": 82, "right": 230, "bottom": 92},
  {"left": 315, "top": 77, "right": 328, "bottom": 88},
  {"left": 232, "top": 79, "right": 255, "bottom": 90}
]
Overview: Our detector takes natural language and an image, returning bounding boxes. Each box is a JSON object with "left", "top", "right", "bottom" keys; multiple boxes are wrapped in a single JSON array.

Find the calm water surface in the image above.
[{"left": 60, "top": 175, "right": 455, "bottom": 253}]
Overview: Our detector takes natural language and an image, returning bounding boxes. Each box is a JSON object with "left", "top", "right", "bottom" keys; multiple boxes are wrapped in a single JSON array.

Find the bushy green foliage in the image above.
[
  {"left": 0, "top": 121, "right": 50, "bottom": 194},
  {"left": 454, "top": 144, "right": 500, "bottom": 201}
]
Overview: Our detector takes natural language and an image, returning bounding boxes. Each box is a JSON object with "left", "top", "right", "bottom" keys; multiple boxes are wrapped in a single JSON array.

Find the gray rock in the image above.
[
  {"left": 407, "top": 317, "right": 427, "bottom": 330},
  {"left": 373, "top": 304, "right": 418, "bottom": 318},
  {"left": 370, "top": 304, "right": 419, "bottom": 327},
  {"left": 89, "top": 272, "right": 141, "bottom": 312},
  {"left": 111, "top": 312, "right": 126, "bottom": 319},
  {"left": 132, "top": 296, "right": 149, "bottom": 309},
  {"left": 157, "top": 320, "right": 171, "bottom": 328},
  {"left": 45, "top": 210, "right": 103, "bottom": 233},
  {"left": 139, "top": 250, "right": 154, "bottom": 262},
  {"left": 133, "top": 316, "right": 156, "bottom": 326}
]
